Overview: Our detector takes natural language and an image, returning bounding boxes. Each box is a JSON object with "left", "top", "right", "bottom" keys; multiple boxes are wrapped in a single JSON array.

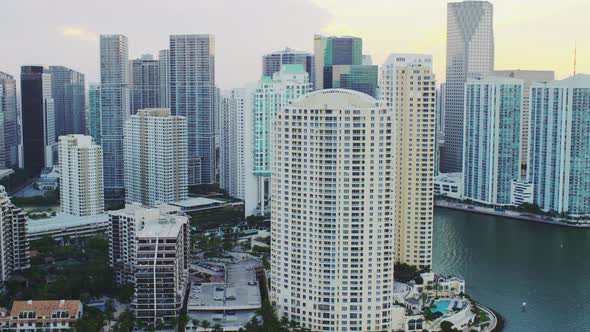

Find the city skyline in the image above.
[{"left": 1, "top": 0, "right": 587, "bottom": 89}]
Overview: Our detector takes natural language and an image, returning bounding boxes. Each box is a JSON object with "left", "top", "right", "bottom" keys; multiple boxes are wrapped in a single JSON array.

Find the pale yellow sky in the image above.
[{"left": 311, "top": 0, "right": 589, "bottom": 80}]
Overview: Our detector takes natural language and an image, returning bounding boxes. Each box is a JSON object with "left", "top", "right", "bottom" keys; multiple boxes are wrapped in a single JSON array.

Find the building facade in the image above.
[
  {"left": 158, "top": 49, "right": 170, "bottom": 108},
  {"left": 100, "top": 34, "right": 130, "bottom": 197},
  {"left": 463, "top": 77, "right": 523, "bottom": 206},
  {"left": 169, "top": 34, "right": 215, "bottom": 185},
  {"left": 271, "top": 89, "right": 396, "bottom": 331},
  {"left": 124, "top": 109, "right": 187, "bottom": 207},
  {"left": 0, "top": 186, "right": 29, "bottom": 286},
  {"left": 108, "top": 204, "right": 189, "bottom": 324},
  {"left": 88, "top": 83, "right": 101, "bottom": 143},
  {"left": 219, "top": 88, "right": 257, "bottom": 214},
  {"left": 381, "top": 56, "right": 436, "bottom": 269},
  {"left": 331, "top": 64, "right": 378, "bottom": 98},
  {"left": 130, "top": 54, "right": 161, "bottom": 113},
  {"left": 0, "top": 71, "right": 19, "bottom": 169},
  {"left": 528, "top": 74, "right": 590, "bottom": 215},
  {"left": 58, "top": 135, "right": 104, "bottom": 217},
  {"left": 48, "top": 66, "right": 86, "bottom": 138},
  {"left": 262, "top": 48, "right": 315, "bottom": 89},
  {"left": 254, "top": 65, "right": 310, "bottom": 215},
  {"left": 0, "top": 300, "right": 83, "bottom": 331},
  {"left": 493, "top": 70, "right": 555, "bottom": 173},
  {"left": 441, "top": 0, "right": 494, "bottom": 173},
  {"left": 21, "top": 66, "right": 56, "bottom": 173}
]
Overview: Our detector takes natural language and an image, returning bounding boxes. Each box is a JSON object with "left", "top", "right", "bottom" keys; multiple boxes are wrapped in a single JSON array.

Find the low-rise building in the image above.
[
  {"left": 419, "top": 273, "right": 466, "bottom": 298},
  {"left": 27, "top": 213, "right": 109, "bottom": 242},
  {"left": 511, "top": 180, "right": 534, "bottom": 206},
  {"left": 0, "top": 300, "right": 82, "bottom": 331},
  {"left": 434, "top": 173, "right": 463, "bottom": 200}
]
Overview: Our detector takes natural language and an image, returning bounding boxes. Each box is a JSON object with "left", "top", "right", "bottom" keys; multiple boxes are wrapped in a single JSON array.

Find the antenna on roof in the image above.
[{"left": 574, "top": 41, "right": 577, "bottom": 76}]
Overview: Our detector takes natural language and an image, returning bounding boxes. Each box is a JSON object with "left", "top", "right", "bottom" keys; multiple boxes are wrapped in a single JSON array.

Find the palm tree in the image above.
[
  {"left": 212, "top": 323, "right": 223, "bottom": 332},
  {"left": 201, "top": 320, "right": 211, "bottom": 331},
  {"left": 192, "top": 319, "right": 201, "bottom": 331},
  {"left": 288, "top": 319, "right": 299, "bottom": 331}
]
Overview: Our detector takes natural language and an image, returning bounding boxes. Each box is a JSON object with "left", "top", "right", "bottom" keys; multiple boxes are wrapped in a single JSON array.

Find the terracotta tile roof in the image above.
[{"left": 8, "top": 300, "right": 81, "bottom": 319}]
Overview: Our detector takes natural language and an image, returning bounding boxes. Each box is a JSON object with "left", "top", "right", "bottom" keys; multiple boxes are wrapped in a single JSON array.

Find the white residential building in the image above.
[
  {"left": 380, "top": 54, "right": 436, "bottom": 270},
  {"left": 219, "top": 88, "right": 257, "bottom": 215},
  {"left": 510, "top": 180, "right": 534, "bottom": 206},
  {"left": 0, "top": 186, "right": 29, "bottom": 286},
  {"left": 58, "top": 135, "right": 104, "bottom": 217},
  {"left": 108, "top": 204, "right": 189, "bottom": 324},
  {"left": 123, "top": 108, "right": 187, "bottom": 207},
  {"left": 253, "top": 64, "right": 310, "bottom": 215},
  {"left": 271, "top": 89, "right": 396, "bottom": 331},
  {"left": 434, "top": 173, "right": 464, "bottom": 200}
]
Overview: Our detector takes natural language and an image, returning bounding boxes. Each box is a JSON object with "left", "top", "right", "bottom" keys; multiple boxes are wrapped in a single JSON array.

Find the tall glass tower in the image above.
[
  {"left": 441, "top": 0, "right": 494, "bottom": 173},
  {"left": 48, "top": 66, "right": 86, "bottom": 138},
  {"left": 100, "top": 34, "right": 130, "bottom": 197},
  {"left": 0, "top": 71, "right": 19, "bottom": 169},
  {"left": 169, "top": 34, "right": 215, "bottom": 185}
]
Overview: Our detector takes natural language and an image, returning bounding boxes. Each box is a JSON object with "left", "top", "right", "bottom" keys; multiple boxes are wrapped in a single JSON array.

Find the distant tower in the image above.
[
  {"left": 20, "top": 66, "right": 56, "bottom": 173},
  {"left": 441, "top": 0, "right": 494, "bottom": 173},
  {"left": 262, "top": 48, "right": 315, "bottom": 89},
  {"left": 58, "top": 135, "right": 104, "bottom": 216},
  {"left": 48, "top": 66, "right": 86, "bottom": 137},
  {"left": 0, "top": 71, "right": 19, "bottom": 169},
  {"left": 124, "top": 109, "right": 187, "bottom": 207},
  {"left": 100, "top": 34, "right": 130, "bottom": 198},
  {"left": 88, "top": 83, "right": 101, "bottom": 144},
  {"left": 130, "top": 55, "right": 160, "bottom": 113},
  {"left": 158, "top": 49, "right": 170, "bottom": 108},
  {"left": 169, "top": 34, "right": 216, "bottom": 185}
]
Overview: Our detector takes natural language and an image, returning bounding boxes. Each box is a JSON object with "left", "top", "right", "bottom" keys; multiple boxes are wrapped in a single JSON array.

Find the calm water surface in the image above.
[{"left": 433, "top": 208, "right": 590, "bottom": 331}]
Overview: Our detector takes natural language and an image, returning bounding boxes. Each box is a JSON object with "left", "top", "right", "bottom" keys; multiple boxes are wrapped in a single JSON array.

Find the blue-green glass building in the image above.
[{"left": 463, "top": 76, "right": 523, "bottom": 206}]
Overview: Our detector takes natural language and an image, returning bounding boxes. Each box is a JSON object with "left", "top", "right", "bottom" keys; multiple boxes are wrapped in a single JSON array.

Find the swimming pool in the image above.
[{"left": 432, "top": 300, "right": 451, "bottom": 314}]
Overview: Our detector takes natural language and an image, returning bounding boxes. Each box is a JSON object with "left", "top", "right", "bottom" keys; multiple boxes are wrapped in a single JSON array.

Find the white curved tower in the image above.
[{"left": 271, "top": 89, "right": 396, "bottom": 331}]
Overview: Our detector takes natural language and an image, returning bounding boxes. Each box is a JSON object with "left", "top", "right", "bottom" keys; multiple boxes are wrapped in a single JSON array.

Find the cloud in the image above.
[
  {"left": 60, "top": 27, "right": 98, "bottom": 41},
  {"left": 320, "top": 23, "right": 360, "bottom": 36}
]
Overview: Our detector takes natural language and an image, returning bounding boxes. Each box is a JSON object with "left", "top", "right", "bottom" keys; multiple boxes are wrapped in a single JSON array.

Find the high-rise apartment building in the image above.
[
  {"left": 169, "top": 34, "right": 215, "bottom": 185},
  {"left": 0, "top": 186, "right": 29, "bottom": 286},
  {"left": 130, "top": 54, "right": 160, "bottom": 113},
  {"left": 108, "top": 204, "right": 190, "bottom": 324},
  {"left": 88, "top": 83, "right": 101, "bottom": 143},
  {"left": 58, "top": 135, "right": 104, "bottom": 216},
  {"left": 314, "top": 35, "right": 378, "bottom": 97},
  {"left": 463, "top": 77, "right": 523, "bottom": 206},
  {"left": 100, "top": 34, "right": 130, "bottom": 197},
  {"left": 48, "top": 66, "right": 86, "bottom": 137},
  {"left": 219, "top": 88, "right": 257, "bottom": 214},
  {"left": 528, "top": 74, "right": 590, "bottom": 216},
  {"left": 441, "top": 0, "right": 494, "bottom": 173},
  {"left": 21, "top": 66, "right": 56, "bottom": 173},
  {"left": 271, "top": 89, "right": 395, "bottom": 331},
  {"left": 123, "top": 109, "right": 187, "bottom": 207},
  {"left": 0, "top": 71, "right": 19, "bottom": 169},
  {"left": 493, "top": 70, "right": 555, "bottom": 173},
  {"left": 262, "top": 48, "right": 315, "bottom": 89},
  {"left": 158, "top": 50, "right": 170, "bottom": 108},
  {"left": 254, "top": 64, "right": 310, "bottom": 215},
  {"left": 381, "top": 54, "right": 436, "bottom": 269}
]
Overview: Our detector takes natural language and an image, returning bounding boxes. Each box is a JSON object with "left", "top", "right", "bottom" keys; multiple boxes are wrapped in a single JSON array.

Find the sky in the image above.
[{"left": 1, "top": 0, "right": 588, "bottom": 89}]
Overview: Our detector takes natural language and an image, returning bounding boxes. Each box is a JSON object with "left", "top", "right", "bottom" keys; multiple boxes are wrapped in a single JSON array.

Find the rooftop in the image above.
[
  {"left": 28, "top": 213, "right": 109, "bottom": 234},
  {"left": 8, "top": 300, "right": 81, "bottom": 318},
  {"left": 168, "top": 197, "right": 225, "bottom": 208},
  {"left": 289, "top": 89, "right": 379, "bottom": 109},
  {"left": 540, "top": 74, "right": 590, "bottom": 88},
  {"left": 137, "top": 216, "right": 186, "bottom": 238}
]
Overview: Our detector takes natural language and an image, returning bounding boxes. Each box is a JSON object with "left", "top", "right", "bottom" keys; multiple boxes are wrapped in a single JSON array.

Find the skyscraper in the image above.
[
  {"left": 493, "top": 70, "right": 555, "bottom": 173},
  {"left": 124, "top": 108, "right": 187, "bottom": 207},
  {"left": 48, "top": 66, "right": 86, "bottom": 137},
  {"left": 219, "top": 88, "right": 257, "bottom": 214},
  {"left": 0, "top": 71, "right": 19, "bottom": 169},
  {"left": 463, "top": 77, "right": 523, "bottom": 206},
  {"left": 262, "top": 47, "right": 315, "bottom": 89},
  {"left": 528, "top": 74, "right": 590, "bottom": 216},
  {"left": 271, "top": 89, "right": 395, "bottom": 331},
  {"left": 100, "top": 34, "right": 130, "bottom": 197},
  {"left": 441, "top": 0, "right": 494, "bottom": 173},
  {"left": 21, "top": 66, "right": 56, "bottom": 173},
  {"left": 381, "top": 54, "right": 436, "bottom": 269},
  {"left": 58, "top": 135, "right": 104, "bottom": 216},
  {"left": 0, "top": 186, "right": 29, "bottom": 286},
  {"left": 158, "top": 49, "right": 170, "bottom": 108},
  {"left": 314, "top": 35, "right": 378, "bottom": 96},
  {"left": 254, "top": 64, "right": 310, "bottom": 215},
  {"left": 87, "top": 83, "right": 101, "bottom": 144},
  {"left": 169, "top": 34, "right": 215, "bottom": 185},
  {"left": 130, "top": 54, "right": 160, "bottom": 113}
]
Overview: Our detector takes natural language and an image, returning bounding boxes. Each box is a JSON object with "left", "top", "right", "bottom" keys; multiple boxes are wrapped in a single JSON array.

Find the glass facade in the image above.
[{"left": 331, "top": 65, "right": 378, "bottom": 98}]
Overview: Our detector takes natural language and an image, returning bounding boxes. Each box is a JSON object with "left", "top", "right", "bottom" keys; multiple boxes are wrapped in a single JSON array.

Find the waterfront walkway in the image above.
[{"left": 435, "top": 200, "right": 590, "bottom": 228}]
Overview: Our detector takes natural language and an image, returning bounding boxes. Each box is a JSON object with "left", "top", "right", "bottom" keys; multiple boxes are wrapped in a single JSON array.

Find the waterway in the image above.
[{"left": 433, "top": 208, "right": 590, "bottom": 331}]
